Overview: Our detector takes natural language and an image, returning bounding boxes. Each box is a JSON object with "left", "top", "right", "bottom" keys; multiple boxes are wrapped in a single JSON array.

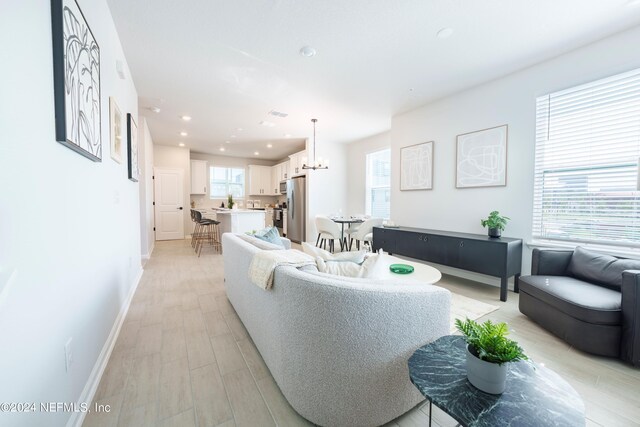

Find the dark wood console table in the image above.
[{"left": 372, "top": 227, "right": 522, "bottom": 301}]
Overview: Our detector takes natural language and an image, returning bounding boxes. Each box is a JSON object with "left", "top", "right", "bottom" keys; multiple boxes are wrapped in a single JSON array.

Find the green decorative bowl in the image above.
[{"left": 389, "top": 264, "right": 414, "bottom": 274}]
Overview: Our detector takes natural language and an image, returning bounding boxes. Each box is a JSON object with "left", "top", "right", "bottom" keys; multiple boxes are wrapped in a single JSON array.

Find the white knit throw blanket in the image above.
[{"left": 249, "top": 249, "right": 315, "bottom": 290}]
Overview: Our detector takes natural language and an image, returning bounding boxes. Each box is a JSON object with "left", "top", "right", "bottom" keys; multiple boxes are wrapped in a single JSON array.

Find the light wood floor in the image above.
[{"left": 84, "top": 239, "right": 640, "bottom": 427}]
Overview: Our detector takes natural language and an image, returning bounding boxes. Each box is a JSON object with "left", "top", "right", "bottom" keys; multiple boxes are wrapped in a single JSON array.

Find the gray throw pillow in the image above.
[{"left": 567, "top": 246, "right": 640, "bottom": 290}]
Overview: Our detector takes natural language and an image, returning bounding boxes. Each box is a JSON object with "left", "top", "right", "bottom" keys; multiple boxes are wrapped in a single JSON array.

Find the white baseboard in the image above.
[{"left": 67, "top": 268, "right": 144, "bottom": 427}]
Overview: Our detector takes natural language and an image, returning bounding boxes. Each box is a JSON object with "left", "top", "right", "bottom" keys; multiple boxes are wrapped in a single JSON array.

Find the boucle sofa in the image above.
[{"left": 222, "top": 233, "right": 451, "bottom": 426}]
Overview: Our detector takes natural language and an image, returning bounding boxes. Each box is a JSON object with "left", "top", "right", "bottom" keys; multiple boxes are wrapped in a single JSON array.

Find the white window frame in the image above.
[
  {"left": 532, "top": 68, "right": 640, "bottom": 251},
  {"left": 365, "top": 148, "right": 391, "bottom": 219},
  {"left": 209, "top": 166, "right": 245, "bottom": 200}
]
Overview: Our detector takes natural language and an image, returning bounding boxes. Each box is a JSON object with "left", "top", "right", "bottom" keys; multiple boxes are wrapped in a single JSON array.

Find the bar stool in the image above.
[{"left": 193, "top": 210, "right": 221, "bottom": 256}]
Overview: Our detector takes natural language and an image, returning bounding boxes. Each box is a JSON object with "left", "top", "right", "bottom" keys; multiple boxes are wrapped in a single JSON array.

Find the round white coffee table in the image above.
[{"left": 375, "top": 252, "right": 441, "bottom": 284}]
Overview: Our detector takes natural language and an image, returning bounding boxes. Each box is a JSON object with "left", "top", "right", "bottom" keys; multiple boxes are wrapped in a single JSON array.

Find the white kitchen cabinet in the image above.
[
  {"left": 271, "top": 164, "right": 280, "bottom": 195},
  {"left": 280, "top": 160, "right": 290, "bottom": 180},
  {"left": 248, "top": 165, "right": 272, "bottom": 195},
  {"left": 288, "top": 151, "right": 307, "bottom": 177},
  {"left": 190, "top": 160, "right": 208, "bottom": 194}
]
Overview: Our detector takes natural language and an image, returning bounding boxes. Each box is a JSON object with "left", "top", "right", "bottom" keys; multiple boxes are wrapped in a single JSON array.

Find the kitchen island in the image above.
[{"left": 198, "top": 208, "right": 266, "bottom": 235}]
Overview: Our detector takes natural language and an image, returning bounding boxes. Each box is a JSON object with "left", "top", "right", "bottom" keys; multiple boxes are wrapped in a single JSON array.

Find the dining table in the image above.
[{"left": 331, "top": 217, "right": 364, "bottom": 251}]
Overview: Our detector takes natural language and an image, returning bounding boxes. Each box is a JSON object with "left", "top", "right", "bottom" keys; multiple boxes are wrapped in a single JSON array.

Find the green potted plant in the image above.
[
  {"left": 227, "top": 194, "right": 235, "bottom": 209},
  {"left": 480, "top": 211, "right": 510, "bottom": 238},
  {"left": 455, "top": 318, "right": 527, "bottom": 394}
]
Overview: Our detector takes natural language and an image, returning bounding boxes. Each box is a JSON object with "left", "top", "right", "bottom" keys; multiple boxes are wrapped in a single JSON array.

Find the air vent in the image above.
[{"left": 269, "top": 110, "right": 288, "bottom": 118}]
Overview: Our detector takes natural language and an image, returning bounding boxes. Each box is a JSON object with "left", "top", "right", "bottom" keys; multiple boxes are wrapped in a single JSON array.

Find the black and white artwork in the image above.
[
  {"left": 456, "top": 125, "right": 508, "bottom": 188},
  {"left": 401, "top": 141, "right": 434, "bottom": 190},
  {"left": 127, "top": 113, "right": 139, "bottom": 182},
  {"left": 51, "top": 0, "right": 102, "bottom": 161}
]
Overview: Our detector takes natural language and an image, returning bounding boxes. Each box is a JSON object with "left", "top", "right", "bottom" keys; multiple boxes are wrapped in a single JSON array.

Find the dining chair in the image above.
[
  {"left": 349, "top": 217, "right": 383, "bottom": 250},
  {"left": 345, "top": 214, "right": 367, "bottom": 246},
  {"left": 315, "top": 215, "right": 343, "bottom": 252}
]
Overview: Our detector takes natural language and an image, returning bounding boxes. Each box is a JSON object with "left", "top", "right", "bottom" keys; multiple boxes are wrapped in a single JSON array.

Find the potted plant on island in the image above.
[
  {"left": 455, "top": 318, "right": 527, "bottom": 394},
  {"left": 227, "top": 194, "right": 235, "bottom": 209},
  {"left": 480, "top": 211, "right": 510, "bottom": 238}
]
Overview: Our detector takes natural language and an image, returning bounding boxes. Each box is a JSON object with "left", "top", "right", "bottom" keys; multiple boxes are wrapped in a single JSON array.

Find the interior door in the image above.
[{"left": 154, "top": 168, "right": 185, "bottom": 240}]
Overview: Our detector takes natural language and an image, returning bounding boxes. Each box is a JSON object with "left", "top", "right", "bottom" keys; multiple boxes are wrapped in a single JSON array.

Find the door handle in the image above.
[{"left": 178, "top": 207, "right": 183, "bottom": 210}]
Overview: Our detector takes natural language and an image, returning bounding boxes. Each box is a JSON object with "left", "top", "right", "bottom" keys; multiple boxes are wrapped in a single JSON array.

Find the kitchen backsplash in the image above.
[{"left": 190, "top": 194, "right": 285, "bottom": 208}]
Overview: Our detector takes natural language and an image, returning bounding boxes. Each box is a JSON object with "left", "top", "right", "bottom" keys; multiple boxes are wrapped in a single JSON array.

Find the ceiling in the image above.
[{"left": 107, "top": 0, "right": 640, "bottom": 160}]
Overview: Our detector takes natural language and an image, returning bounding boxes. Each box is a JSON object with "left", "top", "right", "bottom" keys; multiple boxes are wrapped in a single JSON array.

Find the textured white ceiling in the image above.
[{"left": 107, "top": 0, "right": 640, "bottom": 160}]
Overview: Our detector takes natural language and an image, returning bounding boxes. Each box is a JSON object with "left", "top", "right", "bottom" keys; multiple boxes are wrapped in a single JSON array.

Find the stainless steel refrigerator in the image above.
[{"left": 286, "top": 176, "right": 306, "bottom": 243}]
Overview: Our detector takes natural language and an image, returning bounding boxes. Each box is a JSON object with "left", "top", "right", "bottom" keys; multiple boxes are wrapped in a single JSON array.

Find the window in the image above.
[
  {"left": 210, "top": 167, "right": 245, "bottom": 199},
  {"left": 533, "top": 68, "right": 640, "bottom": 248},
  {"left": 366, "top": 149, "right": 391, "bottom": 219}
]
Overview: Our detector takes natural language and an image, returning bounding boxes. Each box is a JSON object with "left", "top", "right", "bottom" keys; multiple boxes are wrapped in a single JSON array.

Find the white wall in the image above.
[
  {"left": 138, "top": 118, "right": 155, "bottom": 258},
  {"left": 307, "top": 141, "right": 349, "bottom": 242},
  {"left": 0, "top": 1, "right": 141, "bottom": 426},
  {"left": 153, "top": 145, "right": 191, "bottom": 237},
  {"left": 389, "top": 24, "right": 640, "bottom": 284},
  {"left": 189, "top": 152, "right": 277, "bottom": 209},
  {"left": 346, "top": 131, "right": 390, "bottom": 215}
]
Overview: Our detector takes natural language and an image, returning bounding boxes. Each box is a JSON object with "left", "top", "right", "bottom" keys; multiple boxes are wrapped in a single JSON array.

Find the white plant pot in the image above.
[{"left": 465, "top": 345, "right": 507, "bottom": 394}]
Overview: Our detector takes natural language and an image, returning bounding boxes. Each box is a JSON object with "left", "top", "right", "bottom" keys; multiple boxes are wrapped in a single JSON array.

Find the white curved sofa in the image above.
[{"left": 222, "top": 233, "right": 451, "bottom": 426}]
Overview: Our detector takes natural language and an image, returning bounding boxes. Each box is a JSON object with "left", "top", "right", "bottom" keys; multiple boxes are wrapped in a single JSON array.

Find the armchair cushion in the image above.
[
  {"left": 568, "top": 247, "right": 640, "bottom": 291},
  {"left": 519, "top": 275, "right": 621, "bottom": 326}
]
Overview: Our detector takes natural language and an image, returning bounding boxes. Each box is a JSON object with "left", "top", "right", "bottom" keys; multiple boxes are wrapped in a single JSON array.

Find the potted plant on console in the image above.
[
  {"left": 455, "top": 318, "right": 527, "bottom": 394},
  {"left": 481, "top": 210, "right": 510, "bottom": 238}
]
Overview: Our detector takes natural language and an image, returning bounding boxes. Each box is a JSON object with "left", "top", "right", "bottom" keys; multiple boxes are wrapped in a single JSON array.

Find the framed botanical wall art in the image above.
[
  {"left": 51, "top": 0, "right": 102, "bottom": 161},
  {"left": 127, "top": 113, "right": 139, "bottom": 182},
  {"left": 109, "top": 97, "right": 122, "bottom": 163},
  {"left": 456, "top": 125, "right": 508, "bottom": 188},
  {"left": 400, "top": 141, "right": 433, "bottom": 190}
]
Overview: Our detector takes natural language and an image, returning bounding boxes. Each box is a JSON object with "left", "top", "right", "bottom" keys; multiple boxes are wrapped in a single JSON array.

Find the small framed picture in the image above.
[
  {"left": 127, "top": 113, "right": 139, "bottom": 182},
  {"left": 109, "top": 97, "right": 123, "bottom": 163}
]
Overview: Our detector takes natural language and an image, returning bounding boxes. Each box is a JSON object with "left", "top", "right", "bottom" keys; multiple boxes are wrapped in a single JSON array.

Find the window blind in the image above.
[{"left": 533, "top": 68, "right": 640, "bottom": 248}]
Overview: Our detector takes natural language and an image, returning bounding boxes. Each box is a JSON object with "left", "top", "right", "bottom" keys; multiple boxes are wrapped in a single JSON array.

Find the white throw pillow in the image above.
[
  {"left": 238, "top": 234, "right": 283, "bottom": 251},
  {"left": 315, "top": 257, "right": 362, "bottom": 277},
  {"left": 302, "top": 242, "right": 366, "bottom": 263},
  {"left": 315, "top": 254, "right": 386, "bottom": 279}
]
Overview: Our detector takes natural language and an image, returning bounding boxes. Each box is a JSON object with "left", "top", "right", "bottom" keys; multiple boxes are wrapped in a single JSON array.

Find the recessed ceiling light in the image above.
[
  {"left": 231, "top": 134, "right": 237, "bottom": 138},
  {"left": 236, "top": 127, "right": 243, "bottom": 132},
  {"left": 181, "top": 115, "right": 192, "bottom": 121},
  {"left": 178, "top": 143, "right": 185, "bottom": 147},
  {"left": 299, "top": 46, "right": 316, "bottom": 57},
  {"left": 254, "top": 151, "right": 260, "bottom": 156},
  {"left": 259, "top": 121, "right": 276, "bottom": 127},
  {"left": 180, "top": 131, "right": 188, "bottom": 136},
  {"left": 436, "top": 27, "right": 454, "bottom": 39},
  {"left": 225, "top": 140, "right": 231, "bottom": 144},
  {"left": 267, "top": 144, "right": 273, "bottom": 148},
  {"left": 219, "top": 147, "right": 225, "bottom": 152},
  {"left": 149, "top": 107, "right": 161, "bottom": 113},
  {"left": 283, "top": 133, "right": 291, "bottom": 138}
]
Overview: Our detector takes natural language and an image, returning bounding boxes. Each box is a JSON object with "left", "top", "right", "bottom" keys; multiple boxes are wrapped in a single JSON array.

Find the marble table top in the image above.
[{"left": 408, "top": 336, "right": 585, "bottom": 427}]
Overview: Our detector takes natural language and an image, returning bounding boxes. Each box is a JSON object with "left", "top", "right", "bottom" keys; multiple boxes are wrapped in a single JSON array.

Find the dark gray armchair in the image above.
[{"left": 518, "top": 247, "right": 640, "bottom": 366}]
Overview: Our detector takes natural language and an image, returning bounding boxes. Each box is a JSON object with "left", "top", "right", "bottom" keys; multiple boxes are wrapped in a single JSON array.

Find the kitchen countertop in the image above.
[{"left": 197, "top": 208, "right": 266, "bottom": 214}]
